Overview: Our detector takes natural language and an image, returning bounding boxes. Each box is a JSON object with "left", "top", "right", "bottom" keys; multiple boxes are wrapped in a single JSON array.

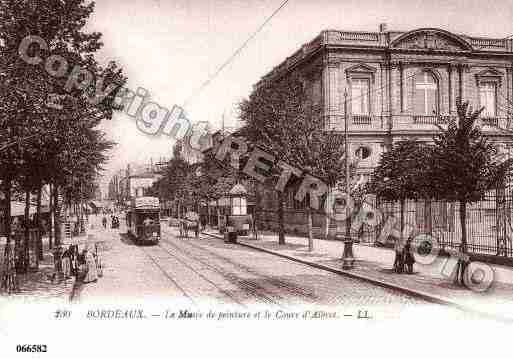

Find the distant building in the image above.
[
  {"left": 108, "top": 159, "right": 165, "bottom": 204},
  {"left": 94, "top": 185, "right": 102, "bottom": 201}
]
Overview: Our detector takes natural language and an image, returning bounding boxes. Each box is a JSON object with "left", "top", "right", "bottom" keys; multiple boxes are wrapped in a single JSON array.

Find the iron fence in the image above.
[{"left": 373, "top": 186, "right": 513, "bottom": 258}]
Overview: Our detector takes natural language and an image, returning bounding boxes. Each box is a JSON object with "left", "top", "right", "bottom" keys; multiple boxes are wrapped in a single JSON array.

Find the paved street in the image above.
[{"left": 72, "top": 220, "right": 488, "bottom": 320}]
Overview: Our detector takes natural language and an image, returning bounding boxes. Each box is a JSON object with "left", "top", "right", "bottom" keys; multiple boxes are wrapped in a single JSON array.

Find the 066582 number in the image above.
[{"left": 16, "top": 345, "right": 47, "bottom": 353}]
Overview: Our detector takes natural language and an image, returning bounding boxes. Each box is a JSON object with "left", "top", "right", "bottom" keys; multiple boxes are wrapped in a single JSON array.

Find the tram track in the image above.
[
  {"left": 156, "top": 239, "right": 284, "bottom": 307},
  {"left": 183, "top": 239, "right": 320, "bottom": 302},
  {"left": 144, "top": 243, "right": 249, "bottom": 308},
  {"left": 160, "top": 232, "right": 320, "bottom": 306},
  {"left": 138, "top": 244, "right": 196, "bottom": 306}
]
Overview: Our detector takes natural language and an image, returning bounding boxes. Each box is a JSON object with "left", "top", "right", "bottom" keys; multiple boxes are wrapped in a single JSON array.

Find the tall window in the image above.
[
  {"left": 414, "top": 71, "right": 438, "bottom": 115},
  {"left": 479, "top": 82, "right": 497, "bottom": 117},
  {"left": 351, "top": 78, "right": 370, "bottom": 115}
]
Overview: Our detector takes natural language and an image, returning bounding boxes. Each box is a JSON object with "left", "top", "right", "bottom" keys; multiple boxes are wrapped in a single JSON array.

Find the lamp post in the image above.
[{"left": 341, "top": 89, "right": 355, "bottom": 269}]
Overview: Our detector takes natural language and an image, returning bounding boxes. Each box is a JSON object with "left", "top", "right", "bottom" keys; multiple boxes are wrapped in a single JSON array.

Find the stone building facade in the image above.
[
  {"left": 256, "top": 25, "right": 513, "bottom": 180},
  {"left": 253, "top": 25, "right": 513, "bottom": 237}
]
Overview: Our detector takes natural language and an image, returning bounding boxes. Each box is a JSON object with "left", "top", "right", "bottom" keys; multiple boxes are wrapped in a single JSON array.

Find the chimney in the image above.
[{"left": 379, "top": 23, "right": 388, "bottom": 33}]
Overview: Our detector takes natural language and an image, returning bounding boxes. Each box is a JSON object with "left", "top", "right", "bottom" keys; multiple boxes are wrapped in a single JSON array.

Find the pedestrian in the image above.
[
  {"left": 195, "top": 219, "right": 200, "bottom": 239},
  {"left": 143, "top": 216, "right": 153, "bottom": 226},
  {"left": 404, "top": 238, "right": 415, "bottom": 274},
  {"left": 41, "top": 218, "right": 48, "bottom": 237},
  {"left": 102, "top": 216, "right": 107, "bottom": 228},
  {"left": 82, "top": 247, "right": 98, "bottom": 283},
  {"left": 94, "top": 243, "right": 103, "bottom": 278},
  {"left": 76, "top": 247, "right": 86, "bottom": 279},
  {"left": 393, "top": 238, "right": 405, "bottom": 273},
  {"left": 200, "top": 215, "right": 207, "bottom": 232},
  {"left": 68, "top": 244, "right": 76, "bottom": 276},
  {"left": 61, "top": 246, "right": 71, "bottom": 279}
]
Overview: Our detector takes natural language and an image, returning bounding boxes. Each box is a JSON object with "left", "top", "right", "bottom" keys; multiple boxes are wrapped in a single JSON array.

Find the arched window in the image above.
[{"left": 414, "top": 71, "right": 439, "bottom": 116}]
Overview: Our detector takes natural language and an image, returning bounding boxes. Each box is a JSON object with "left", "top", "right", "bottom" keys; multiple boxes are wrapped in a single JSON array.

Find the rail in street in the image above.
[{"left": 71, "top": 222, "right": 492, "bottom": 321}]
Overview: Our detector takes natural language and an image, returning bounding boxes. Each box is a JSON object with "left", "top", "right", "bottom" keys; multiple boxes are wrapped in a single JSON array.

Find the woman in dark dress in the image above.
[{"left": 404, "top": 238, "right": 416, "bottom": 274}]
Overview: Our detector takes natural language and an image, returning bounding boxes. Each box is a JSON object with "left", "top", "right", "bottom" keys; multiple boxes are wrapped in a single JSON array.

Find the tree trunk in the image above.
[
  {"left": 455, "top": 200, "right": 468, "bottom": 285},
  {"left": 424, "top": 199, "right": 433, "bottom": 234},
  {"left": 400, "top": 199, "right": 405, "bottom": 236},
  {"left": 307, "top": 206, "right": 313, "bottom": 251},
  {"left": 496, "top": 184, "right": 506, "bottom": 255},
  {"left": 36, "top": 186, "right": 43, "bottom": 260},
  {"left": 53, "top": 185, "right": 61, "bottom": 247},
  {"left": 323, "top": 214, "right": 330, "bottom": 240},
  {"left": 48, "top": 183, "right": 54, "bottom": 249},
  {"left": 253, "top": 187, "right": 259, "bottom": 240},
  {"left": 323, "top": 187, "right": 331, "bottom": 240},
  {"left": 207, "top": 201, "right": 211, "bottom": 227},
  {"left": 22, "top": 189, "right": 30, "bottom": 273},
  {"left": 393, "top": 199, "right": 406, "bottom": 273},
  {"left": 2, "top": 179, "right": 16, "bottom": 292},
  {"left": 277, "top": 191, "right": 285, "bottom": 245},
  {"left": 345, "top": 203, "right": 352, "bottom": 238},
  {"left": 3, "top": 179, "right": 12, "bottom": 247},
  {"left": 216, "top": 199, "right": 220, "bottom": 229},
  {"left": 79, "top": 187, "right": 85, "bottom": 234}
]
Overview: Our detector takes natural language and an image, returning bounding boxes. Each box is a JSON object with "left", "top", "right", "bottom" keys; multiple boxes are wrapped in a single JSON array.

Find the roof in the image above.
[
  {"left": 229, "top": 184, "right": 247, "bottom": 195},
  {"left": 89, "top": 200, "right": 104, "bottom": 209}
]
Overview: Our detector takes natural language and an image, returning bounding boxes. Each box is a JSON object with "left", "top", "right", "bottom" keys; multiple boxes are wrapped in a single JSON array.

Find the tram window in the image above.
[{"left": 136, "top": 212, "right": 159, "bottom": 225}]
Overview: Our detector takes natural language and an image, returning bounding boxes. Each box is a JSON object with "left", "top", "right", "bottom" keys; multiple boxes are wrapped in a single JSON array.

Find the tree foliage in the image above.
[
  {"left": 238, "top": 75, "right": 346, "bottom": 187},
  {"left": 367, "top": 140, "right": 431, "bottom": 202},
  {"left": 0, "top": 0, "right": 125, "bottom": 278}
]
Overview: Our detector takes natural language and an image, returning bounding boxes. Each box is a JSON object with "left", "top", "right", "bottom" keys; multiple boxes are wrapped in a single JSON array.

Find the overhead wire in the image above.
[{"left": 182, "top": 0, "right": 292, "bottom": 109}]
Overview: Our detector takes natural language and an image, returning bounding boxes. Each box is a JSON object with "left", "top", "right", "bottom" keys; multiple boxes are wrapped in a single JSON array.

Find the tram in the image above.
[{"left": 126, "top": 196, "right": 161, "bottom": 244}]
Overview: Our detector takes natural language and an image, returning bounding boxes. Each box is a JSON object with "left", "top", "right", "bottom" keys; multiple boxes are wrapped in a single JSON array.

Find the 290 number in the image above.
[{"left": 16, "top": 345, "right": 47, "bottom": 353}]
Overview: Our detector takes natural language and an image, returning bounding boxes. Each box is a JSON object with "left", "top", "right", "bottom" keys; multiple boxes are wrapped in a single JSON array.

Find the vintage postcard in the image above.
[{"left": 1, "top": 0, "right": 512, "bottom": 357}]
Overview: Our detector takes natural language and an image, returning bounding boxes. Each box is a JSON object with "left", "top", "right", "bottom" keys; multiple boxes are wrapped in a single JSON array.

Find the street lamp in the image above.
[{"left": 341, "top": 89, "right": 355, "bottom": 269}]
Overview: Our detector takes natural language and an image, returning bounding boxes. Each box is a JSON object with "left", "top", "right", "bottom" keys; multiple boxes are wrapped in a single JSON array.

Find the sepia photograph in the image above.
[{"left": 1, "top": 0, "right": 512, "bottom": 357}]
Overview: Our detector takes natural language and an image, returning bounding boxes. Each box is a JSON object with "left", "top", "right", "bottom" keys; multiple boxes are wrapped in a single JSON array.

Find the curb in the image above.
[{"left": 202, "top": 231, "right": 513, "bottom": 323}]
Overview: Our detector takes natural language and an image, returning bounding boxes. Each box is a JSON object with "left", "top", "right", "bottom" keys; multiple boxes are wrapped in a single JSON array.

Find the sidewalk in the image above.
[
  {"left": 0, "top": 218, "right": 106, "bottom": 302},
  {"left": 0, "top": 236, "right": 76, "bottom": 302},
  {"left": 203, "top": 228, "right": 513, "bottom": 321}
]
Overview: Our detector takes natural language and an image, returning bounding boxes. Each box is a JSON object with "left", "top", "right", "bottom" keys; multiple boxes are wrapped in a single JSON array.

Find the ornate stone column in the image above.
[
  {"left": 322, "top": 56, "right": 341, "bottom": 129},
  {"left": 447, "top": 63, "right": 454, "bottom": 115}
]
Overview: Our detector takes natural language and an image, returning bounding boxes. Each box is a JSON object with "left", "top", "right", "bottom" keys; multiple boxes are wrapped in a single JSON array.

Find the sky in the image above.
[{"left": 86, "top": 0, "right": 513, "bottom": 191}]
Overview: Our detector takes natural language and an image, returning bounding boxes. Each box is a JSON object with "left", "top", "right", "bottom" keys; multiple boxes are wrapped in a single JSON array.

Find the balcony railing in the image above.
[
  {"left": 470, "top": 38, "right": 506, "bottom": 49},
  {"left": 352, "top": 114, "right": 372, "bottom": 125},
  {"left": 338, "top": 31, "right": 379, "bottom": 42},
  {"left": 413, "top": 115, "right": 448, "bottom": 125}
]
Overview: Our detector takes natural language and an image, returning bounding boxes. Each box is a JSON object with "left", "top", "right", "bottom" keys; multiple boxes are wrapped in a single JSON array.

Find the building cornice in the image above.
[{"left": 256, "top": 27, "right": 513, "bottom": 88}]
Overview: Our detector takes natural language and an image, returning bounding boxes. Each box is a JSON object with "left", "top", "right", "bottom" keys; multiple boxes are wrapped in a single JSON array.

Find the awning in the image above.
[{"left": 10, "top": 202, "right": 40, "bottom": 217}]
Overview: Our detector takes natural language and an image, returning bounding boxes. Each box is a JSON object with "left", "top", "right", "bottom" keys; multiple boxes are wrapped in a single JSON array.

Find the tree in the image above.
[
  {"left": 239, "top": 75, "right": 347, "bottom": 247},
  {"left": 426, "top": 98, "right": 513, "bottom": 285},
  {"left": 0, "top": 0, "right": 125, "bottom": 280},
  {"left": 153, "top": 141, "right": 193, "bottom": 218},
  {"left": 367, "top": 140, "right": 431, "bottom": 271}
]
